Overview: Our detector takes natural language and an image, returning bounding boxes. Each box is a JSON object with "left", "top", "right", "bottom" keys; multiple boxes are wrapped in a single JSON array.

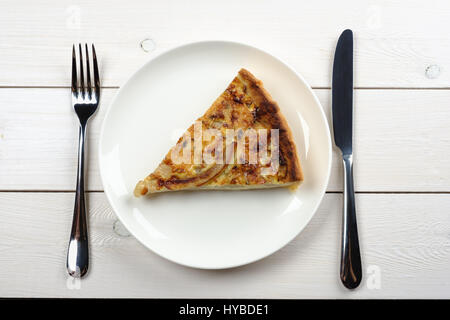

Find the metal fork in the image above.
[{"left": 67, "top": 44, "right": 100, "bottom": 278}]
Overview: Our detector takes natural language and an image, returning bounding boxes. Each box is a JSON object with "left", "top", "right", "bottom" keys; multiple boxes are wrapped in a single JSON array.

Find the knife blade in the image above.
[
  {"left": 332, "top": 29, "right": 353, "bottom": 155},
  {"left": 332, "top": 29, "right": 362, "bottom": 289}
]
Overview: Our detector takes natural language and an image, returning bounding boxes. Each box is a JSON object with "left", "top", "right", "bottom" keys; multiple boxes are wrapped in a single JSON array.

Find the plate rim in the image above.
[{"left": 98, "top": 40, "right": 332, "bottom": 269}]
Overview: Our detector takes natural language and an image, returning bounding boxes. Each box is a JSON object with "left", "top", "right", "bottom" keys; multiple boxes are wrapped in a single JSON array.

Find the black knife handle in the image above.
[{"left": 340, "top": 153, "right": 362, "bottom": 289}]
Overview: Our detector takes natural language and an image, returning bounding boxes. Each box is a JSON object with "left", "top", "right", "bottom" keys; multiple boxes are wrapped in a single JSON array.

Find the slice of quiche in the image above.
[{"left": 134, "top": 68, "right": 303, "bottom": 197}]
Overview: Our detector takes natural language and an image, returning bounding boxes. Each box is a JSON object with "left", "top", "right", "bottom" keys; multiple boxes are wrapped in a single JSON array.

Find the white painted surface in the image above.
[
  {"left": 0, "top": 193, "right": 449, "bottom": 298},
  {"left": 0, "top": 0, "right": 449, "bottom": 298},
  {"left": 1, "top": 88, "right": 449, "bottom": 192},
  {"left": 1, "top": 0, "right": 450, "bottom": 88}
]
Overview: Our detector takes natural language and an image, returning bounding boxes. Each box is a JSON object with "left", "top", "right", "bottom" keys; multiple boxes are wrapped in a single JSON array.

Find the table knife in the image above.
[{"left": 332, "top": 29, "right": 362, "bottom": 289}]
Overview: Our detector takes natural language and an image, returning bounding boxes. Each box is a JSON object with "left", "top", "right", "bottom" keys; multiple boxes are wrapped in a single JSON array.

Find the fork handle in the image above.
[
  {"left": 340, "top": 153, "right": 362, "bottom": 289},
  {"left": 67, "top": 123, "right": 89, "bottom": 278}
]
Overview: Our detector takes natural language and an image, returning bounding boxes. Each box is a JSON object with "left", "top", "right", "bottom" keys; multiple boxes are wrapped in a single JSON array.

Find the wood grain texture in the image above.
[
  {"left": 1, "top": 88, "right": 449, "bottom": 192},
  {"left": 0, "top": 192, "right": 449, "bottom": 298},
  {"left": 0, "top": 0, "right": 449, "bottom": 87},
  {"left": 1, "top": 0, "right": 450, "bottom": 299}
]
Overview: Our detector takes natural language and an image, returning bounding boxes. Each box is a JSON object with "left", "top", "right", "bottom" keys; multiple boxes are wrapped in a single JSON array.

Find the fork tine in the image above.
[
  {"left": 78, "top": 44, "right": 85, "bottom": 98},
  {"left": 92, "top": 44, "right": 100, "bottom": 100},
  {"left": 71, "top": 45, "right": 77, "bottom": 97},
  {"left": 85, "top": 44, "right": 92, "bottom": 98}
]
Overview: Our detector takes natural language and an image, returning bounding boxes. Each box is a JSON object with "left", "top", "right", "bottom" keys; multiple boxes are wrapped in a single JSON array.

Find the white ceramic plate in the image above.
[{"left": 99, "top": 41, "right": 331, "bottom": 269}]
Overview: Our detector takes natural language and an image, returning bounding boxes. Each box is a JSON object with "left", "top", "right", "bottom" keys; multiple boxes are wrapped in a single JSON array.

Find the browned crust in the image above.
[
  {"left": 134, "top": 68, "right": 303, "bottom": 197},
  {"left": 159, "top": 163, "right": 226, "bottom": 190},
  {"left": 237, "top": 68, "right": 303, "bottom": 182}
]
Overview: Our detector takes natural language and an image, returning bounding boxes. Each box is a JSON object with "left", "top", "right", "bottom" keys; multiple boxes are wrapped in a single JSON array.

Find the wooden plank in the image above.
[
  {"left": 0, "top": 88, "right": 449, "bottom": 192},
  {"left": 0, "top": 0, "right": 449, "bottom": 87},
  {"left": 0, "top": 192, "right": 449, "bottom": 298}
]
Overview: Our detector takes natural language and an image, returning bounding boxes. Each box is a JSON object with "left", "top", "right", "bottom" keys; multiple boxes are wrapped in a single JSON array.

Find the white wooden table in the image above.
[{"left": 1, "top": 0, "right": 449, "bottom": 298}]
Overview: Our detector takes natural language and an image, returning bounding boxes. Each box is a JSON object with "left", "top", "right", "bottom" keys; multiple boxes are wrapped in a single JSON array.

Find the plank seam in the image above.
[
  {"left": 2, "top": 86, "right": 450, "bottom": 90},
  {"left": 0, "top": 190, "right": 449, "bottom": 194}
]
